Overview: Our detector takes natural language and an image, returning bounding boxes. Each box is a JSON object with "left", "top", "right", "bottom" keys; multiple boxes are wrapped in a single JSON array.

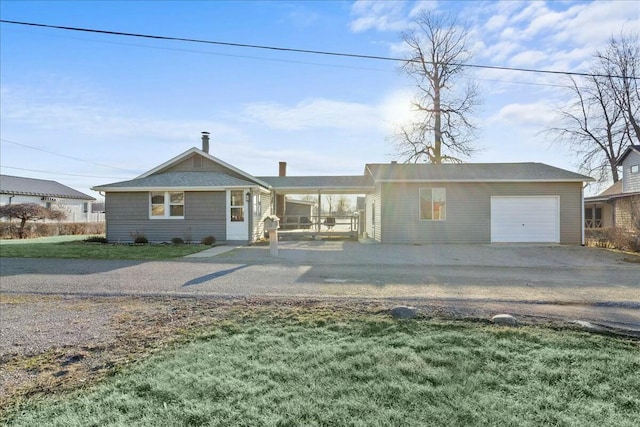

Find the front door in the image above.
[{"left": 226, "top": 189, "right": 248, "bottom": 241}]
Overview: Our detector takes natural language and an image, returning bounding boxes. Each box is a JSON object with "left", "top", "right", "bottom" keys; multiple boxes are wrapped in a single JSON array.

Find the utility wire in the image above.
[
  {"left": 0, "top": 138, "right": 140, "bottom": 174},
  {"left": 1, "top": 19, "right": 637, "bottom": 80}
]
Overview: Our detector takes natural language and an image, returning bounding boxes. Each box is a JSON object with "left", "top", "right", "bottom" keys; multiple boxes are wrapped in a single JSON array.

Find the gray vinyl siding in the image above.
[
  {"left": 621, "top": 151, "right": 640, "bottom": 193},
  {"left": 165, "top": 155, "right": 250, "bottom": 182},
  {"left": 380, "top": 182, "right": 583, "bottom": 244},
  {"left": 251, "top": 192, "right": 272, "bottom": 242},
  {"left": 105, "top": 191, "right": 226, "bottom": 243},
  {"left": 365, "top": 188, "right": 381, "bottom": 241}
]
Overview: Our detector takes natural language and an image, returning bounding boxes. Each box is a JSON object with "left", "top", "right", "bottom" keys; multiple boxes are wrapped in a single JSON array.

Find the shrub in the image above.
[
  {"left": 84, "top": 236, "right": 108, "bottom": 244},
  {"left": 0, "top": 221, "right": 105, "bottom": 239},
  {"left": 585, "top": 227, "right": 640, "bottom": 252},
  {"left": 171, "top": 237, "right": 185, "bottom": 245},
  {"left": 134, "top": 235, "right": 149, "bottom": 244},
  {"left": 201, "top": 235, "right": 216, "bottom": 246}
]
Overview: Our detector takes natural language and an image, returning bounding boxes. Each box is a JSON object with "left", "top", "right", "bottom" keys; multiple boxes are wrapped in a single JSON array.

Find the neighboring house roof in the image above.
[
  {"left": 258, "top": 175, "right": 374, "bottom": 194},
  {"left": 92, "top": 172, "right": 259, "bottom": 192},
  {"left": 585, "top": 180, "right": 640, "bottom": 202},
  {"left": 365, "top": 162, "right": 593, "bottom": 183},
  {"left": 0, "top": 174, "right": 95, "bottom": 200},
  {"left": 137, "top": 147, "right": 271, "bottom": 189},
  {"left": 617, "top": 145, "right": 640, "bottom": 165}
]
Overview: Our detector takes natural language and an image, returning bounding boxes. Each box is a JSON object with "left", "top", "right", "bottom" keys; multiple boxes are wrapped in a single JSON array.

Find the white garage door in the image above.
[{"left": 491, "top": 196, "right": 560, "bottom": 243}]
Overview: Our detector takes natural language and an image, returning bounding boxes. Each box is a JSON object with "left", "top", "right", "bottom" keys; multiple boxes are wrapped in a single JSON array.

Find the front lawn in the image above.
[
  {"left": 4, "top": 313, "right": 639, "bottom": 426},
  {"left": 0, "top": 240, "right": 208, "bottom": 260}
]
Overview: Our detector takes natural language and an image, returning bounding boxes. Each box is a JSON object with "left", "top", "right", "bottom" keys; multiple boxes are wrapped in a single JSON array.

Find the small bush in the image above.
[
  {"left": 171, "top": 237, "right": 185, "bottom": 245},
  {"left": 201, "top": 235, "right": 216, "bottom": 246},
  {"left": 84, "top": 236, "right": 108, "bottom": 244},
  {"left": 134, "top": 236, "right": 149, "bottom": 244}
]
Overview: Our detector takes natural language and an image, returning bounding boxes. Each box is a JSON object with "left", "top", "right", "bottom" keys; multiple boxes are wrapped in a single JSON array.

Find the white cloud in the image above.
[
  {"left": 508, "top": 50, "right": 548, "bottom": 67},
  {"left": 484, "top": 14, "right": 508, "bottom": 32},
  {"left": 487, "top": 102, "right": 556, "bottom": 128},
  {"left": 0, "top": 84, "right": 246, "bottom": 145},
  {"left": 242, "top": 98, "right": 383, "bottom": 131},
  {"left": 349, "top": 0, "right": 411, "bottom": 33}
]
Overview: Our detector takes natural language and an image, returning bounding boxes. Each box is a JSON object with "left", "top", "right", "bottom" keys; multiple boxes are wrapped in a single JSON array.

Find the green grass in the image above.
[
  {"left": 4, "top": 316, "right": 639, "bottom": 426},
  {"left": 0, "top": 240, "right": 208, "bottom": 260}
]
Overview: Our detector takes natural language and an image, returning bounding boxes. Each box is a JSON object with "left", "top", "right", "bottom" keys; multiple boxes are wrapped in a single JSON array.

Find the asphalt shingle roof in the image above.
[
  {"left": 0, "top": 175, "right": 95, "bottom": 200},
  {"left": 93, "top": 172, "right": 259, "bottom": 190},
  {"left": 258, "top": 175, "right": 374, "bottom": 190},
  {"left": 365, "top": 162, "right": 593, "bottom": 182}
]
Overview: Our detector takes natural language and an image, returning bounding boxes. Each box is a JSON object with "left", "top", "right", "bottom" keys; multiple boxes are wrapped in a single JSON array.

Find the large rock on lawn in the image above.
[{"left": 391, "top": 306, "right": 417, "bottom": 319}]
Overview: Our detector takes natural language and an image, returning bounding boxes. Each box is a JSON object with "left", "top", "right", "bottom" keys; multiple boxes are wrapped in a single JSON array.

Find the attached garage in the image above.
[{"left": 491, "top": 196, "right": 560, "bottom": 243}]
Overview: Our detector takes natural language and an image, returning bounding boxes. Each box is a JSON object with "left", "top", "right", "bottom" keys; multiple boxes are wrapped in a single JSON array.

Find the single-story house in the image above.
[
  {"left": 93, "top": 133, "right": 593, "bottom": 245},
  {"left": 0, "top": 174, "right": 103, "bottom": 222},
  {"left": 584, "top": 145, "right": 640, "bottom": 230}
]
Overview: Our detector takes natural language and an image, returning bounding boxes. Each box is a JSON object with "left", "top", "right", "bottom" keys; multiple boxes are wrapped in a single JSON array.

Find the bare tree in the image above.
[
  {"left": 548, "top": 33, "right": 639, "bottom": 184},
  {"left": 335, "top": 196, "right": 352, "bottom": 215},
  {"left": 596, "top": 33, "right": 640, "bottom": 145},
  {"left": 0, "top": 203, "right": 66, "bottom": 238},
  {"left": 391, "top": 10, "right": 479, "bottom": 164}
]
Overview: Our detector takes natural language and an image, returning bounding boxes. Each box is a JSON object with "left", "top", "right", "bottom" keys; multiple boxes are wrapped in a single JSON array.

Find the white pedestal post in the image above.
[{"left": 268, "top": 229, "right": 278, "bottom": 257}]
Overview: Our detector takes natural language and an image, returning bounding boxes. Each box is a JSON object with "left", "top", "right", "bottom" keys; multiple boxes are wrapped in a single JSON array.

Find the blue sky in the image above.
[{"left": 1, "top": 0, "right": 638, "bottom": 199}]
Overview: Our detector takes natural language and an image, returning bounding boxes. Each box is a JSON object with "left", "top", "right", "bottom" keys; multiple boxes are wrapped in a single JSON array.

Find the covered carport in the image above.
[{"left": 257, "top": 172, "right": 374, "bottom": 239}]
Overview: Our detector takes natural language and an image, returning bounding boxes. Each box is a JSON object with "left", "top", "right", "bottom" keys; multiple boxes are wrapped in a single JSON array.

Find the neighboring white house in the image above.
[{"left": 0, "top": 174, "right": 104, "bottom": 222}]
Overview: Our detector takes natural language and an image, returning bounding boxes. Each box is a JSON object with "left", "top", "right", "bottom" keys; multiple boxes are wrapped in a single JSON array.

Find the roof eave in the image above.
[
  {"left": 92, "top": 185, "right": 253, "bottom": 192},
  {"left": 375, "top": 178, "right": 594, "bottom": 183}
]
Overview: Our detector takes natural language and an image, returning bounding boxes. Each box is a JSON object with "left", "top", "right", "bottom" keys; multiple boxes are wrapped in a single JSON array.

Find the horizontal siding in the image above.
[
  {"left": 364, "top": 188, "right": 381, "bottom": 241},
  {"left": 105, "top": 191, "right": 227, "bottom": 243},
  {"left": 165, "top": 155, "right": 251, "bottom": 182},
  {"left": 622, "top": 151, "right": 640, "bottom": 193},
  {"left": 380, "top": 182, "right": 583, "bottom": 244},
  {"left": 251, "top": 192, "right": 272, "bottom": 242}
]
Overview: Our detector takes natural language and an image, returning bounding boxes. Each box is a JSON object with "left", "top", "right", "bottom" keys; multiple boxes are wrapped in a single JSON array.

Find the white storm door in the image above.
[
  {"left": 226, "top": 189, "right": 248, "bottom": 241},
  {"left": 491, "top": 196, "right": 560, "bottom": 243}
]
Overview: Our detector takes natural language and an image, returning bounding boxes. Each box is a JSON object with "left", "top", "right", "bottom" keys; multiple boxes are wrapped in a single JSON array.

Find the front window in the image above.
[
  {"left": 631, "top": 164, "right": 639, "bottom": 174},
  {"left": 150, "top": 191, "right": 184, "bottom": 218},
  {"left": 420, "top": 188, "right": 446, "bottom": 220}
]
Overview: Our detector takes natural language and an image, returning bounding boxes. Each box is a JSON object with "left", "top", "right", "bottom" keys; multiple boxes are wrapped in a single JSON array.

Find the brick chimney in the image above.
[
  {"left": 201, "top": 131, "right": 210, "bottom": 153},
  {"left": 279, "top": 161, "right": 287, "bottom": 177}
]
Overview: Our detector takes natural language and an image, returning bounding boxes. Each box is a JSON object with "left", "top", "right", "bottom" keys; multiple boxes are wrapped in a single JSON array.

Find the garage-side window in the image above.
[
  {"left": 631, "top": 165, "right": 639, "bottom": 174},
  {"left": 420, "top": 188, "right": 446, "bottom": 220},
  {"left": 150, "top": 191, "right": 184, "bottom": 219}
]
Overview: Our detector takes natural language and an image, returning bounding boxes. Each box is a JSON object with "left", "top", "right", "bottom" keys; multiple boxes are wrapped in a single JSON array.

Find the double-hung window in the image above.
[
  {"left": 420, "top": 188, "right": 446, "bottom": 220},
  {"left": 150, "top": 191, "right": 184, "bottom": 219}
]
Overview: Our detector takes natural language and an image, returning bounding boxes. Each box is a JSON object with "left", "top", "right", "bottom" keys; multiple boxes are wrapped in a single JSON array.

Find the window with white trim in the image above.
[
  {"left": 631, "top": 164, "right": 639, "bottom": 174},
  {"left": 420, "top": 188, "right": 446, "bottom": 220},
  {"left": 150, "top": 191, "right": 184, "bottom": 218}
]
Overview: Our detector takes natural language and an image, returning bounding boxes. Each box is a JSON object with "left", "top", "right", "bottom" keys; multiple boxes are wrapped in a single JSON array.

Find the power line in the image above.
[
  {"left": 0, "top": 165, "right": 131, "bottom": 179},
  {"left": 0, "top": 138, "right": 139, "bottom": 174},
  {"left": 1, "top": 19, "right": 636, "bottom": 81}
]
